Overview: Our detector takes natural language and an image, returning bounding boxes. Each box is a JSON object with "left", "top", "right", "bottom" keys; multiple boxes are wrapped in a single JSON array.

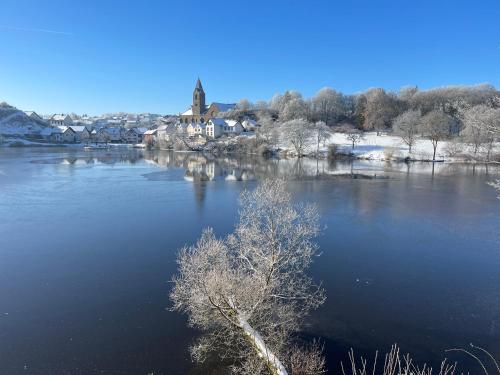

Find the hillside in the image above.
[{"left": 0, "top": 102, "right": 48, "bottom": 136}]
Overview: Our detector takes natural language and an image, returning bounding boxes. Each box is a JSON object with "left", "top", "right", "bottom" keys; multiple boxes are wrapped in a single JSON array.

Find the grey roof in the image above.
[
  {"left": 209, "top": 118, "right": 227, "bottom": 126},
  {"left": 69, "top": 126, "right": 88, "bottom": 133},
  {"left": 211, "top": 103, "right": 236, "bottom": 112}
]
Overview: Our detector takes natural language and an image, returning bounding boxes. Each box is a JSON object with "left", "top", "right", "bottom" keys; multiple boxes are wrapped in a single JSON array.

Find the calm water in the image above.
[{"left": 0, "top": 147, "right": 499, "bottom": 374}]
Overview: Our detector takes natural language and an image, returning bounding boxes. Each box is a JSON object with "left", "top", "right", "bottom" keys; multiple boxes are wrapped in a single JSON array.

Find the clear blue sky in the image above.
[{"left": 0, "top": 0, "right": 498, "bottom": 115}]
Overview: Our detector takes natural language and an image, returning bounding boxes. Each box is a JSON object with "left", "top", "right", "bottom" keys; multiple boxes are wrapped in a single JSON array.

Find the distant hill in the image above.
[{"left": 0, "top": 102, "right": 48, "bottom": 136}]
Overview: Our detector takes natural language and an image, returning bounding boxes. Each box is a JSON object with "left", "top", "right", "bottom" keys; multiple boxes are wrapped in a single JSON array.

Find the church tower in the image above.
[{"left": 192, "top": 78, "right": 206, "bottom": 116}]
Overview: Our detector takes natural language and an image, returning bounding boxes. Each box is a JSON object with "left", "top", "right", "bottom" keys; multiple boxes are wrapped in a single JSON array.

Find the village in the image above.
[
  {"left": 6, "top": 79, "right": 257, "bottom": 147},
  {"left": 2, "top": 80, "right": 499, "bottom": 163}
]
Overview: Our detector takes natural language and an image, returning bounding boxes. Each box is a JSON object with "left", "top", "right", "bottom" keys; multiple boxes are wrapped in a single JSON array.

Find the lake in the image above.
[{"left": 0, "top": 147, "right": 499, "bottom": 374}]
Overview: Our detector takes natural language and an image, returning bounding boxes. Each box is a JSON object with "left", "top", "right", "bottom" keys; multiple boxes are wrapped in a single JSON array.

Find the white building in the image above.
[
  {"left": 206, "top": 118, "right": 224, "bottom": 139},
  {"left": 194, "top": 123, "right": 206, "bottom": 136},
  {"left": 206, "top": 118, "right": 243, "bottom": 139},
  {"left": 225, "top": 120, "right": 244, "bottom": 134},
  {"left": 50, "top": 114, "right": 73, "bottom": 127},
  {"left": 186, "top": 123, "right": 197, "bottom": 137}
]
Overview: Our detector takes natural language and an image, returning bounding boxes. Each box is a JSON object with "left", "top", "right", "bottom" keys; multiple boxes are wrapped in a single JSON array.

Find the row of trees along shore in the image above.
[{"left": 219, "top": 84, "right": 500, "bottom": 160}]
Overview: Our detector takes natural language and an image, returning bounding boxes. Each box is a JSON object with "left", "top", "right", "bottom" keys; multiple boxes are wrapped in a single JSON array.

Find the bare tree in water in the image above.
[{"left": 170, "top": 179, "right": 326, "bottom": 374}]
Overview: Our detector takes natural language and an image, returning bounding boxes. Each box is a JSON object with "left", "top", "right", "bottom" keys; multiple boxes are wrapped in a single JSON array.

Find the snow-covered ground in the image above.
[
  {"left": 291, "top": 132, "right": 500, "bottom": 163},
  {"left": 0, "top": 107, "right": 48, "bottom": 136}
]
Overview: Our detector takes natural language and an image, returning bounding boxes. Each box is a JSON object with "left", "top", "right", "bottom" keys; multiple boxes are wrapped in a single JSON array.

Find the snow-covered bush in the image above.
[
  {"left": 443, "top": 139, "right": 464, "bottom": 157},
  {"left": 383, "top": 146, "right": 396, "bottom": 160}
]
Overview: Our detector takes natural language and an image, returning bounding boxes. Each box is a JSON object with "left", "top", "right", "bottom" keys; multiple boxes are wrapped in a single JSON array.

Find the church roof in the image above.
[
  {"left": 210, "top": 103, "right": 236, "bottom": 112},
  {"left": 181, "top": 107, "right": 193, "bottom": 116}
]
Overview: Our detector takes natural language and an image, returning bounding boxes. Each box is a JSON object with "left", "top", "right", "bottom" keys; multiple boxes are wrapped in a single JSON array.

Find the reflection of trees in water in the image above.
[
  {"left": 51, "top": 148, "right": 500, "bottom": 182},
  {"left": 56, "top": 149, "right": 145, "bottom": 166}
]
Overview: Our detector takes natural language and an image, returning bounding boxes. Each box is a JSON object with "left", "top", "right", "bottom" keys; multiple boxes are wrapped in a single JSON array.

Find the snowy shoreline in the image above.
[{"left": 2, "top": 131, "right": 500, "bottom": 165}]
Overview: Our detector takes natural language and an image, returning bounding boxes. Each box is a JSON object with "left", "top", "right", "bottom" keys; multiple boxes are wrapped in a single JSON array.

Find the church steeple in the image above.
[
  {"left": 195, "top": 77, "right": 203, "bottom": 90},
  {"left": 192, "top": 78, "right": 206, "bottom": 115}
]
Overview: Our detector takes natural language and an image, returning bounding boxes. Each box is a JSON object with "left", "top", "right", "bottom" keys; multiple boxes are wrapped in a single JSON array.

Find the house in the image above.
[
  {"left": 157, "top": 124, "right": 177, "bottom": 142},
  {"left": 186, "top": 123, "right": 196, "bottom": 137},
  {"left": 194, "top": 123, "right": 206, "bottom": 137},
  {"left": 206, "top": 118, "right": 225, "bottom": 139},
  {"left": 124, "top": 127, "right": 148, "bottom": 144},
  {"left": 95, "top": 127, "right": 123, "bottom": 143},
  {"left": 179, "top": 79, "right": 236, "bottom": 124},
  {"left": 176, "top": 122, "right": 189, "bottom": 135},
  {"left": 105, "top": 127, "right": 123, "bottom": 142},
  {"left": 242, "top": 119, "right": 258, "bottom": 132},
  {"left": 224, "top": 120, "right": 244, "bottom": 135},
  {"left": 25, "top": 111, "right": 44, "bottom": 122},
  {"left": 156, "top": 124, "right": 179, "bottom": 147},
  {"left": 69, "top": 126, "right": 90, "bottom": 142},
  {"left": 41, "top": 126, "right": 77, "bottom": 143},
  {"left": 124, "top": 128, "right": 140, "bottom": 144},
  {"left": 90, "top": 129, "right": 98, "bottom": 141},
  {"left": 206, "top": 118, "right": 243, "bottom": 139},
  {"left": 143, "top": 129, "right": 158, "bottom": 145},
  {"left": 40, "top": 128, "right": 54, "bottom": 141},
  {"left": 50, "top": 114, "right": 73, "bottom": 127}
]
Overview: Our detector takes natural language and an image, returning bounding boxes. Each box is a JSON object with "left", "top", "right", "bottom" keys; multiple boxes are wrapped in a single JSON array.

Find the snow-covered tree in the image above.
[
  {"left": 269, "top": 91, "right": 303, "bottom": 118},
  {"left": 311, "top": 87, "right": 347, "bottom": 126},
  {"left": 311, "top": 121, "right": 331, "bottom": 155},
  {"left": 170, "top": 179, "right": 325, "bottom": 375},
  {"left": 280, "top": 98, "right": 311, "bottom": 122},
  {"left": 392, "top": 110, "right": 422, "bottom": 154},
  {"left": 257, "top": 116, "right": 280, "bottom": 148},
  {"left": 398, "top": 85, "right": 418, "bottom": 102},
  {"left": 421, "top": 110, "right": 454, "bottom": 161},
  {"left": 360, "top": 88, "right": 403, "bottom": 134},
  {"left": 461, "top": 105, "right": 500, "bottom": 160},
  {"left": 408, "top": 84, "right": 499, "bottom": 118},
  {"left": 280, "top": 119, "right": 314, "bottom": 157}
]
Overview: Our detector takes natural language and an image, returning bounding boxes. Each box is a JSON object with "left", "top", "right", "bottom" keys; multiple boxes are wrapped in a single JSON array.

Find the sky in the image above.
[{"left": 0, "top": 0, "right": 499, "bottom": 115}]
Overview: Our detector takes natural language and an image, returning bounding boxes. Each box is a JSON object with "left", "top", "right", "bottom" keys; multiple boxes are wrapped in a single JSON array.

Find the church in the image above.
[{"left": 179, "top": 79, "right": 236, "bottom": 124}]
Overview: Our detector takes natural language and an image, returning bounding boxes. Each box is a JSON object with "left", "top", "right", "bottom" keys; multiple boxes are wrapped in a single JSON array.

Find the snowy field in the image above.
[{"left": 298, "top": 132, "right": 500, "bottom": 163}]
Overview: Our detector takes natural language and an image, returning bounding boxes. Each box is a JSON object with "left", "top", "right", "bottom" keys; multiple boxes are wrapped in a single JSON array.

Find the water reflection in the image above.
[{"left": 20, "top": 148, "right": 500, "bottom": 183}]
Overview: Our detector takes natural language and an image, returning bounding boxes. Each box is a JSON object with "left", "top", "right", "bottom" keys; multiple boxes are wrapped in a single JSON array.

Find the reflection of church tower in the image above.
[{"left": 192, "top": 78, "right": 206, "bottom": 116}]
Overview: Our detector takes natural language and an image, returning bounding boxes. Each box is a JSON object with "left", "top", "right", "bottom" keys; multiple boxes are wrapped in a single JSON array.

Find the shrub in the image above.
[
  {"left": 444, "top": 140, "right": 464, "bottom": 157},
  {"left": 383, "top": 147, "right": 396, "bottom": 160}
]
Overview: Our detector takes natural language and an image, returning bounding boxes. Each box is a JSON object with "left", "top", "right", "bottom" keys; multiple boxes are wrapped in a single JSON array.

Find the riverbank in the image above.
[{"left": 3, "top": 131, "right": 500, "bottom": 164}]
